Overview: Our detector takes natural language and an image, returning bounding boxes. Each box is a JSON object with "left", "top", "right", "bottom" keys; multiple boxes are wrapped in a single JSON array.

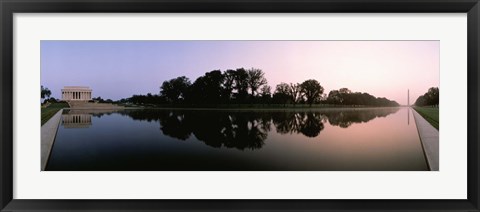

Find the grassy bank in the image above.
[
  {"left": 41, "top": 102, "right": 69, "bottom": 126},
  {"left": 414, "top": 107, "right": 439, "bottom": 130}
]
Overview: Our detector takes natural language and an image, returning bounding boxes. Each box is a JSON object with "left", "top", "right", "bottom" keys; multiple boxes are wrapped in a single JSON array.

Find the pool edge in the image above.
[
  {"left": 412, "top": 108, "right": 439, "bottom": 171},
  {"left": 41, "top": 109, "right": 64, "bottom": 171}
]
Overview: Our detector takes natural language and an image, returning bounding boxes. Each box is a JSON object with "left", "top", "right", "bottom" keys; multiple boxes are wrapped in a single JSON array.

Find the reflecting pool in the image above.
[{"left": 46, "top": 107, "right": 428, "bottom": 171}]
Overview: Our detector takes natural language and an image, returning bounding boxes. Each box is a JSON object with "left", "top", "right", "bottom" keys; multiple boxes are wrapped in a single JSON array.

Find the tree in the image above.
[
  {"left": 222, "top": 69, "right": 236, "bottom": 102},
  {"left": 288, "top": 83, "right": 302, "bottom": 106},
  {"left": 128, "top": 94, "right": 165, "bottom": 105},
  {"left": 246, "top": 68, "right": 268, "bottom": 97},
  {"left": 327, "top": 90, "right": 343, "bottom": 104},
  {"left": 260, "top": 85, "right": 272, "bottom": 104},
  {"left": 426, "top": 87, "right": 439, "bottom": 106},
  {"left": 414, "top": 95, "right": 427, "bottom": 106},
  {"left": 41, "top": 85, "right": 51, "bottom": 100},
  {"left": 338, "top": 87, "right": 351, "bottom": 94},
  {"left": 189, "top": 70, "right": 224, "bottom": 104},
  {"left": 273, "top": 82, "right": 291, "bottom": 106},
  {"left": 319, "top": 93, "right": 328, "bottom": 102},
  {"left": 93, "top": 96, "right": 105, "bottom": 103},
  {"left": 415, "top": 87, "right": 439, "bottom": 107},
  {"left": 160, "top": 76, "right": 191, "bottom": 103},
  {"left": 300, "top": 79, "right": 324, "bottom": 107},
  {"left": 233, "top": 68, "right": 249, "bottom": 102}
]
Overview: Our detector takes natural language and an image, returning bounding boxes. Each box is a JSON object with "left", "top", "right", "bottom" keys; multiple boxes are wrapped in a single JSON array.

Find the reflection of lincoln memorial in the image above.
[
  {"left": 61, "top": 86, "right": 92, "bottom": 101},
  {"left": 62, "top": 114, "right": 92, "bottom": 128}
]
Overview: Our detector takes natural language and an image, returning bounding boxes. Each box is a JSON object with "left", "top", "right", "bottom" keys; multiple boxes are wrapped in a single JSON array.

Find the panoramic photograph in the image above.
[{"left": 40, "top": 40, "right": 439, "bottom": 171}]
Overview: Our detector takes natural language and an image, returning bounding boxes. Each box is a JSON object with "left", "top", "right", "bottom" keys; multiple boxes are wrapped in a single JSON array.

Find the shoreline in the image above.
[{"left": 99, "top": 106, "right": 405, "bottom": 111}]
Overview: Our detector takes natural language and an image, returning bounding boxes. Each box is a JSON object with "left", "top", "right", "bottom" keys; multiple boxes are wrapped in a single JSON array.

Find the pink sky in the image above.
[
  {"left": 42, "top": 40, "right": 439, "bottom": 105},
  {"left": 246, "top": 41, "right": 439, "bottom": 105}
]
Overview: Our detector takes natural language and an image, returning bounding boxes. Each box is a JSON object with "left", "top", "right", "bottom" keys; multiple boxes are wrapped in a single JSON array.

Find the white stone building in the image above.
[{"left": 61, "top": 86, "right": 92, "bottom": 101}]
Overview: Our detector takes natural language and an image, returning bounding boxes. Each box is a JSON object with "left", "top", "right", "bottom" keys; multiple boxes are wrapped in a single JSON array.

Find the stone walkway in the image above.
[
  {"left": 412, "top": 109, "right": 439, "bottom": 171},
  {"left": 41, "top": 109, "right": 63, "bottom": 171}
]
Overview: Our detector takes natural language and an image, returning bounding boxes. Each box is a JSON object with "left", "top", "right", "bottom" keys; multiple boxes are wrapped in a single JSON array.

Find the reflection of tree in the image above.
[
  {"left": 116, "top": 108, "right": 399, "bottom": 149},
  {"left": 297, "top": 112, "right": 324, "bottom": 137},
  {"left": 118, "top": 110, "right": 270, "bottom": 150},
  {"left": 159, "top": 112, "right": 192, "bottom": 140},
  {"left": 324, "top": 108, "right": 400, "bottom": 128},
  {"left": 189, "top": 112, "right": 270, "bottom": 150},
  {"left": 272, "top": 112, "right": 324, "bottom": 138},
  {"left": 272, "top": 112, "right": 300, "bottom": 134},
  {"left": 121, "top": 109, "right": 161, "bottom": 122}
]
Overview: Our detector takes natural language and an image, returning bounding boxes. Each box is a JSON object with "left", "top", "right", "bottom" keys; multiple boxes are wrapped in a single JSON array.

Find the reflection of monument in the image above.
[
  {"left": 61, "top": 86, "right": 92, "bottom": 101},
  {"left": 62, "top": 114, "right": 92, "bottom": 128}
]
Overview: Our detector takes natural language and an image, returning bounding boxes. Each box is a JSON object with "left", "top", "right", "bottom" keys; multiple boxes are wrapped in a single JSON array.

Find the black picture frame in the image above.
[{"left": 1, "top": 0, "right": 479, "bottom": 211}]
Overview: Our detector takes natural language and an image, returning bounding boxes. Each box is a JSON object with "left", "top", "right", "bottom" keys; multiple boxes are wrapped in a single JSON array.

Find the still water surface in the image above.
[{"left": 46, "top": 107, "right": 428, "bottom": 171}]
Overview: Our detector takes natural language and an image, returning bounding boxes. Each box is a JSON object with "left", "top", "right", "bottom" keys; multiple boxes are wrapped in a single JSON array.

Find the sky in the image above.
[{"left": 41, "top": 40, "right": 439, "bottom": 105}]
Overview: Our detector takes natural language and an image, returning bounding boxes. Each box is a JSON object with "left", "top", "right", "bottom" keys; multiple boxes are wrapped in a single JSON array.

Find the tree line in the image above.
[
  {"left": 414, "top": 87, "right": 439, "bottom": 107},
  {"left": 127, "top": 68, "right": 399, "bottom": 107}
]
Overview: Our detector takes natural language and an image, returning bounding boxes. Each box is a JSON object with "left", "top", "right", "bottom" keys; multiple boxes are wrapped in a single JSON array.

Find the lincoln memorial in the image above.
[{"left": 61, "top": 86, "right": 92, "bottom": 101}]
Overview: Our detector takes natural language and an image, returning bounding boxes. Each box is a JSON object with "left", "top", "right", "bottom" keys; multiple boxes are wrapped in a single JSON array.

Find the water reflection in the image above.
[
  {"left": 322, "top": 109, "right": 400, "bottom": 128},
  {"left": 271, "top": 112, "right": 325, "bottom": 137},
  {"left": 49, "top": 107, "right": 429, "bottom": 171},
  {"left": 124, "top": 110, "right": 272, "bottom": 150},
  {"left": 62, "top": 114, "right": 92, "bottom": 128},
  {"left": 110, "top": 108, "right": 399, "bottom": 150},
  {"left": 63, "top": 108, "right": 399, "bottom": 149},
  {"left": 62, "top": 109, "right": 124, "bottom": 128}
]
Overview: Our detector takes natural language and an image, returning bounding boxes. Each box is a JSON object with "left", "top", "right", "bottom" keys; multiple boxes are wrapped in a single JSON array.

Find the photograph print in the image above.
[{"left": 40, "top": 40, "right": 439, "bottom": 171}]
